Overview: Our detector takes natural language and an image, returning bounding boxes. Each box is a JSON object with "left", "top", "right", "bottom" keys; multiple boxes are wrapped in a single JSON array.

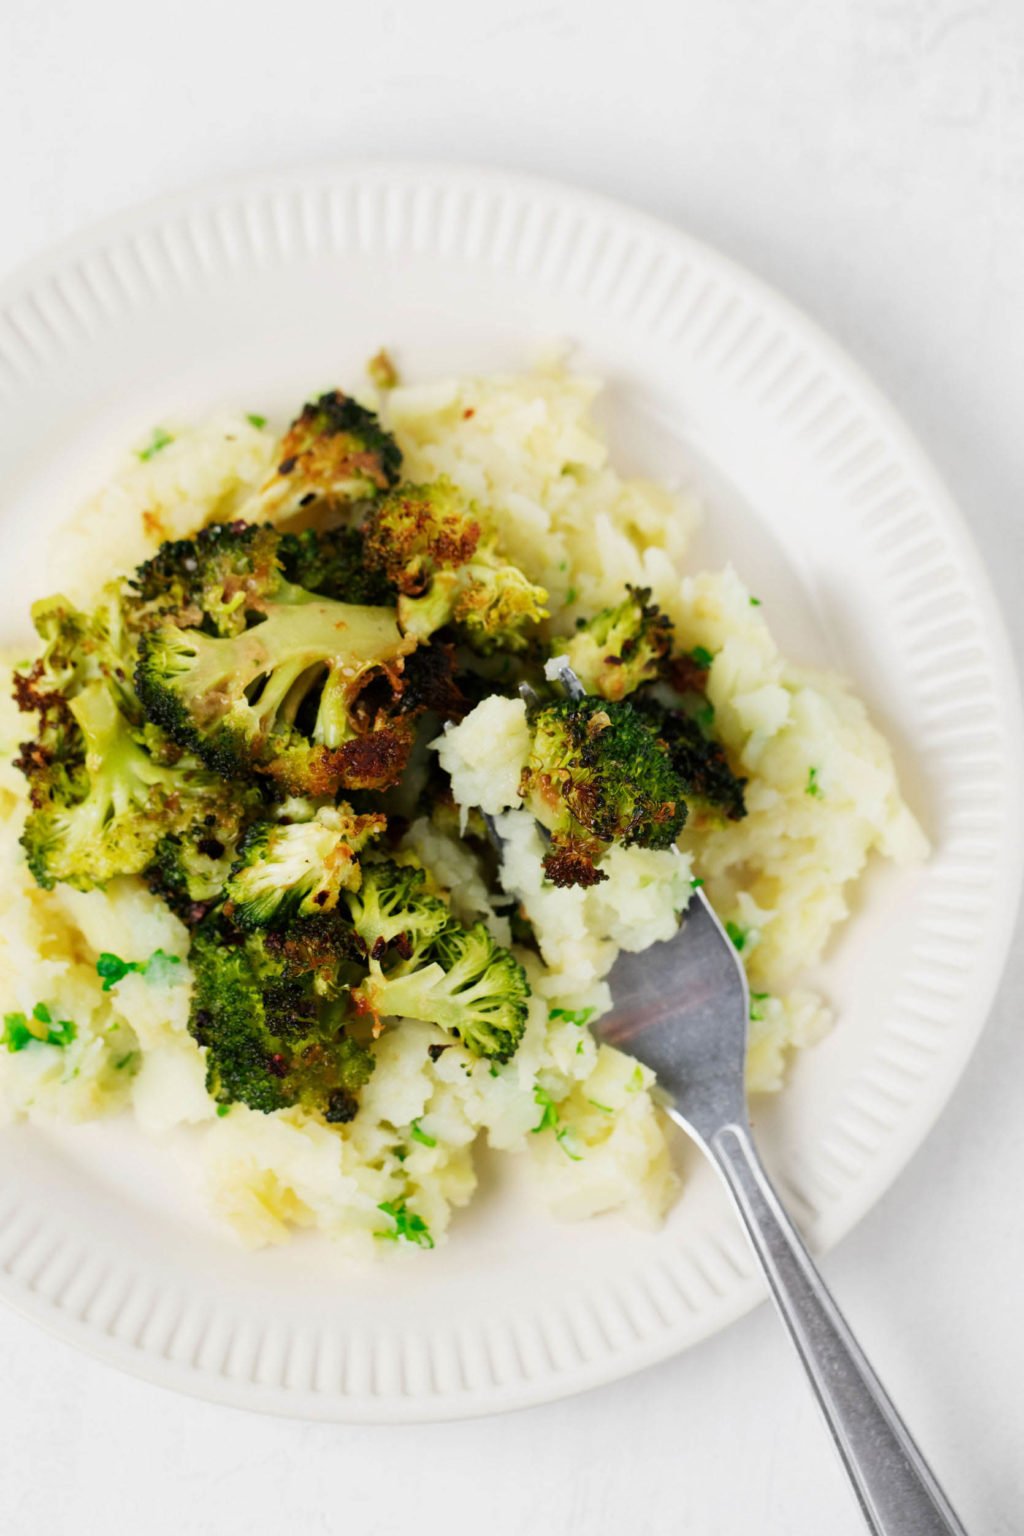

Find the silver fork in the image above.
[{"left": 524, "top": 665, "right": 967, "bottom": 1534}]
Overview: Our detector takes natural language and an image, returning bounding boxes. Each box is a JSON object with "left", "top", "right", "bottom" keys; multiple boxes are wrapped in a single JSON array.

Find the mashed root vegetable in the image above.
[{"left": 0, "top": 366, "right": 925, "bottom": 1251}]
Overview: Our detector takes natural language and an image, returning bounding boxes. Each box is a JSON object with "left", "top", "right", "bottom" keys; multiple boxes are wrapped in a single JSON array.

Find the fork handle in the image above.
[{"left": 709, "top": 1122, "right": 967, "bottom": 1535}]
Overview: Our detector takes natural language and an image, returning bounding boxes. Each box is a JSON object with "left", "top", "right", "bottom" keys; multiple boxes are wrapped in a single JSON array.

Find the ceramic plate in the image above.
[{"left": 0, "top": 164, "right": 1019, "bottom": 1421}]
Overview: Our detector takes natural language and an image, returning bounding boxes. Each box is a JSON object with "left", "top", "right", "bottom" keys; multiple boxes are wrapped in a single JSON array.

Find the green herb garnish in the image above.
[
  {"left": 376, "top": 1199, "right": 434, "bottom": 1249},
  {"left": 409, "top": 1119, "right": 437, "bottom": 1148},
  {"left": 691, "top": 645, "right": 714, "bottom": 670},
  {"left": 725, "top": 921, "right": 748, "bottom": 952},
  {"left": 216, "top": 1103, "right": 230, "bottom": 1117},
  {"left": 3, "top": 1002, "right": 76, "bottom": 1052},
  {"left": 806, "top": 766, "right": 824, "bottom": 799},
  {"left": 548, "top": 1006, "right": 595, "bottom": 1028},
  {"left": 137, "top": 427, "right": 173, "bottom": 461},
  {"left": 246, "top": 413, "right": 267, "bottom": 429},
  {"left": 531, "top": 1084, "right": 560, "bottom": 1133},
  {"left": 96, "top": 948, "right": 182, "bottom": 991}
]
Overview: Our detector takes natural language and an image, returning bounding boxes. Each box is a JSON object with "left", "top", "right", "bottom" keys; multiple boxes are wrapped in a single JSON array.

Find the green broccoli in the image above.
[
  {"left": 342, "top": 859, "right": 450, "bottom": 959},
  {"left": 342, "top": 859, "right": 528, "bottom": 1062},
  {"left": 351, "top": 915, "right": 529, "bottom": 1063},
  {"left": 144, "top": 803, "right": 259, "bottom": 923},
  {"left": 18, "top": 678, "right": 245, "bottom": 892},
  {"left": 362, "top": 478, "right": 548, "bottom": 652},
  {"left": 277, "top": 525, "right": 396, "bottom": 607},
  {"left": 128, "top": 521, "right": 285, "bottom": 637},
  {"left": 13, "top": 577, "right": 262, "bottom": 894},
  {"left": 249, "top": 391, "right": 402, "bottom": 523},
  {"left": 633, "top": 697, "right": 747, "bottom": 823},
  {"left": 519, "top": 695, "right": 689, "bottom": 887},
  {"left": 188, "top": 918, "right": 373, "bottom": 1121},
  {"left": 135, "top": 584, "right": 418, "bottom": 795},
  {"left": 564, "top": 586, "right": 673, "bottom": 701},
  {"left": 224, "top": 805, "right": 386, "bottom": 930}
]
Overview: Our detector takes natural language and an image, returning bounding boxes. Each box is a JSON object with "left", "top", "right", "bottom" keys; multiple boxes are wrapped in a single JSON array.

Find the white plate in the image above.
[{"left": 0, "top": 164, "right": 1020, "bottom": 1423}]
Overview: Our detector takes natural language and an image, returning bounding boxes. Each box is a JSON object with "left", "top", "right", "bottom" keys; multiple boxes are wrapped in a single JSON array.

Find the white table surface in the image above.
[{"left": 2, "top": 1, "right": 1022, "bottom": 1531}]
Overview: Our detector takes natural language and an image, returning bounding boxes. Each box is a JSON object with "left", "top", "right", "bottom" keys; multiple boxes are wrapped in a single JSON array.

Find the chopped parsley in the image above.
[
  {"left": 626, "top": 1063, "right": 645, "bottom": 1093},
  {"left": 216, "top": 1104, "right": 230, "bottom": 1118},
  {"left": 749, "top": 595, "right": 762, "bottom": 607},
  {"left": 376, "top": 1199, "right": 434, "bottom": 1249},
  {"left": 530, "top": 1085, "right": 585, "bottom": 1158},
  {"left": 114, "top": 1051, "right": 139, "bottom": 1072},
  {"left": 690, "top": 876, "right": 704, "bottom": 890},
  {"left": 246, "top": 412, "right": 267, "bottom": 429},
  {"left": 3, "top": 1002, "right": 76, "bottom": 1052},
  {"left": 548, "top": 1006, "right": 595, "bottom": 1028},
  {"left": 565, "top": 586, "right": 578, "bottom": 605},
  {"left": 409, "top": 1119, "right": 437, "bottom": 1148},
  {"left": 96, "top": 948, "right": 182, "bottom": 991},
  {"left": 725, "top": 920, "right": 748, "bottom": 952},
  {"left": 137, "top": 426, "right": 173, "bottom": 461},
  {"left": 576, "top": 1040, "right": 585, "bottom": 1055},
  {"left": 691, "top": 645, "right": 715, "bottom": 671},
  {"left": 749, "top": 991, "right": 770, "bottom": 1023},
  {"left": 806, "top": 766, "right": 824, "bottom": 799},
  {"left": 531, "top": 1084, "right": 560, "bottom": 1134},
  {"left": 587, "top": 1098, "right": 613, "bottom": 1114}
]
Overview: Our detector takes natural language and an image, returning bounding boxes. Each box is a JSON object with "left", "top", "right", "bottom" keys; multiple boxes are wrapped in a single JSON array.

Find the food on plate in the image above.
[{"left": 0, "top": 365, "right": 926, "bottom": 1253}]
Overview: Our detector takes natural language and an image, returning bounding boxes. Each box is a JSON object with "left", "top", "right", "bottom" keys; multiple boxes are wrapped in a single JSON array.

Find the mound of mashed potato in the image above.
[{"left": 0, "top": 365, "right": 926, "bottom": 1254}]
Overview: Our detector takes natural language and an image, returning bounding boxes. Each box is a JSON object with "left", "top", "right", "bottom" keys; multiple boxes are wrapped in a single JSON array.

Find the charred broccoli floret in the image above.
[
  {"left": 189, "top": 918, "right": 373, "bottom": 1121},
  {"left": 135, "top": 581, "right": 418, "bottom": 795},
  {"left": 519, "top": 696, "right": 689, "bottom": 888},
  {"left": 633, "top": 697, "right": 747, "bottom": 823},
  {"left": 224, "top": 805, "right": 386, "bottom": 930},
  {"left": 18, "top": 682, "right": 248, "bottom": 892},
  {"left": 345, "top": 861, "right": 528, "bottom": 1062},
  {"left": 250, "top": 391, "right": 402, "bottom": 523},
  {"left": 363, "top": 478, "right": 548, "bottom": 652},
  {"left": 564, "top": 586, "right": 673, "bottom": 701},
  {"left": 278, "top": 525, "right": 396, "bottom": 606},
  {"left": 343, "top": 859, "right": 450, "bottom": 959},
  {"left": 14, "top": 586, "right": 254, "bottom": 893},
  {"left": 128, "top": 522, "right": 284, "bottom": 637}
]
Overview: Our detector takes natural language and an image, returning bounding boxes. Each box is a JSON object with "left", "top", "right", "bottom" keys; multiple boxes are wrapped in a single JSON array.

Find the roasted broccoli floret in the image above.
[
  {"left": 135, "top": 580, "right": 418, "bottom": 795},
  {"left": 633, "top": 698, "right": 747, "bottom": 823},
  {"left": 564, "top": 586, "right": 673, "bottom": 701},
  {"left": 344, "top": 861, "right": 528, "bottom": 1062},
  {"left": 224, "top": 805, "right": 386, "bottom": 930},
  {"left": 363, "top": 478, "right": 548, "bottom": 652},
  {"left": 189, "top": 918, "right": 373, "bottom": 1121},
  {"left": 249, "top": 391, "right": 402, "bottom": 523},
  {"left": 19, "top": 682, "right": 218, "bottom": 891},
  {"left": 519, "top": 695, "right": 689, "bottom": 888},
  {"left": 128, "top": 521, "right": 285, "bottom": 637},
  {"left": 14, "top": 595, "right": 252, "bottom": 898},
  {"left": 277, "top": 525, "right": 396, "bottom": 607},
  {"left": 343, "top": 859, "right": 450, "bottom": 959},
  {"left": 352, "top": 918, "right": 528, "bottom": 1063}
]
